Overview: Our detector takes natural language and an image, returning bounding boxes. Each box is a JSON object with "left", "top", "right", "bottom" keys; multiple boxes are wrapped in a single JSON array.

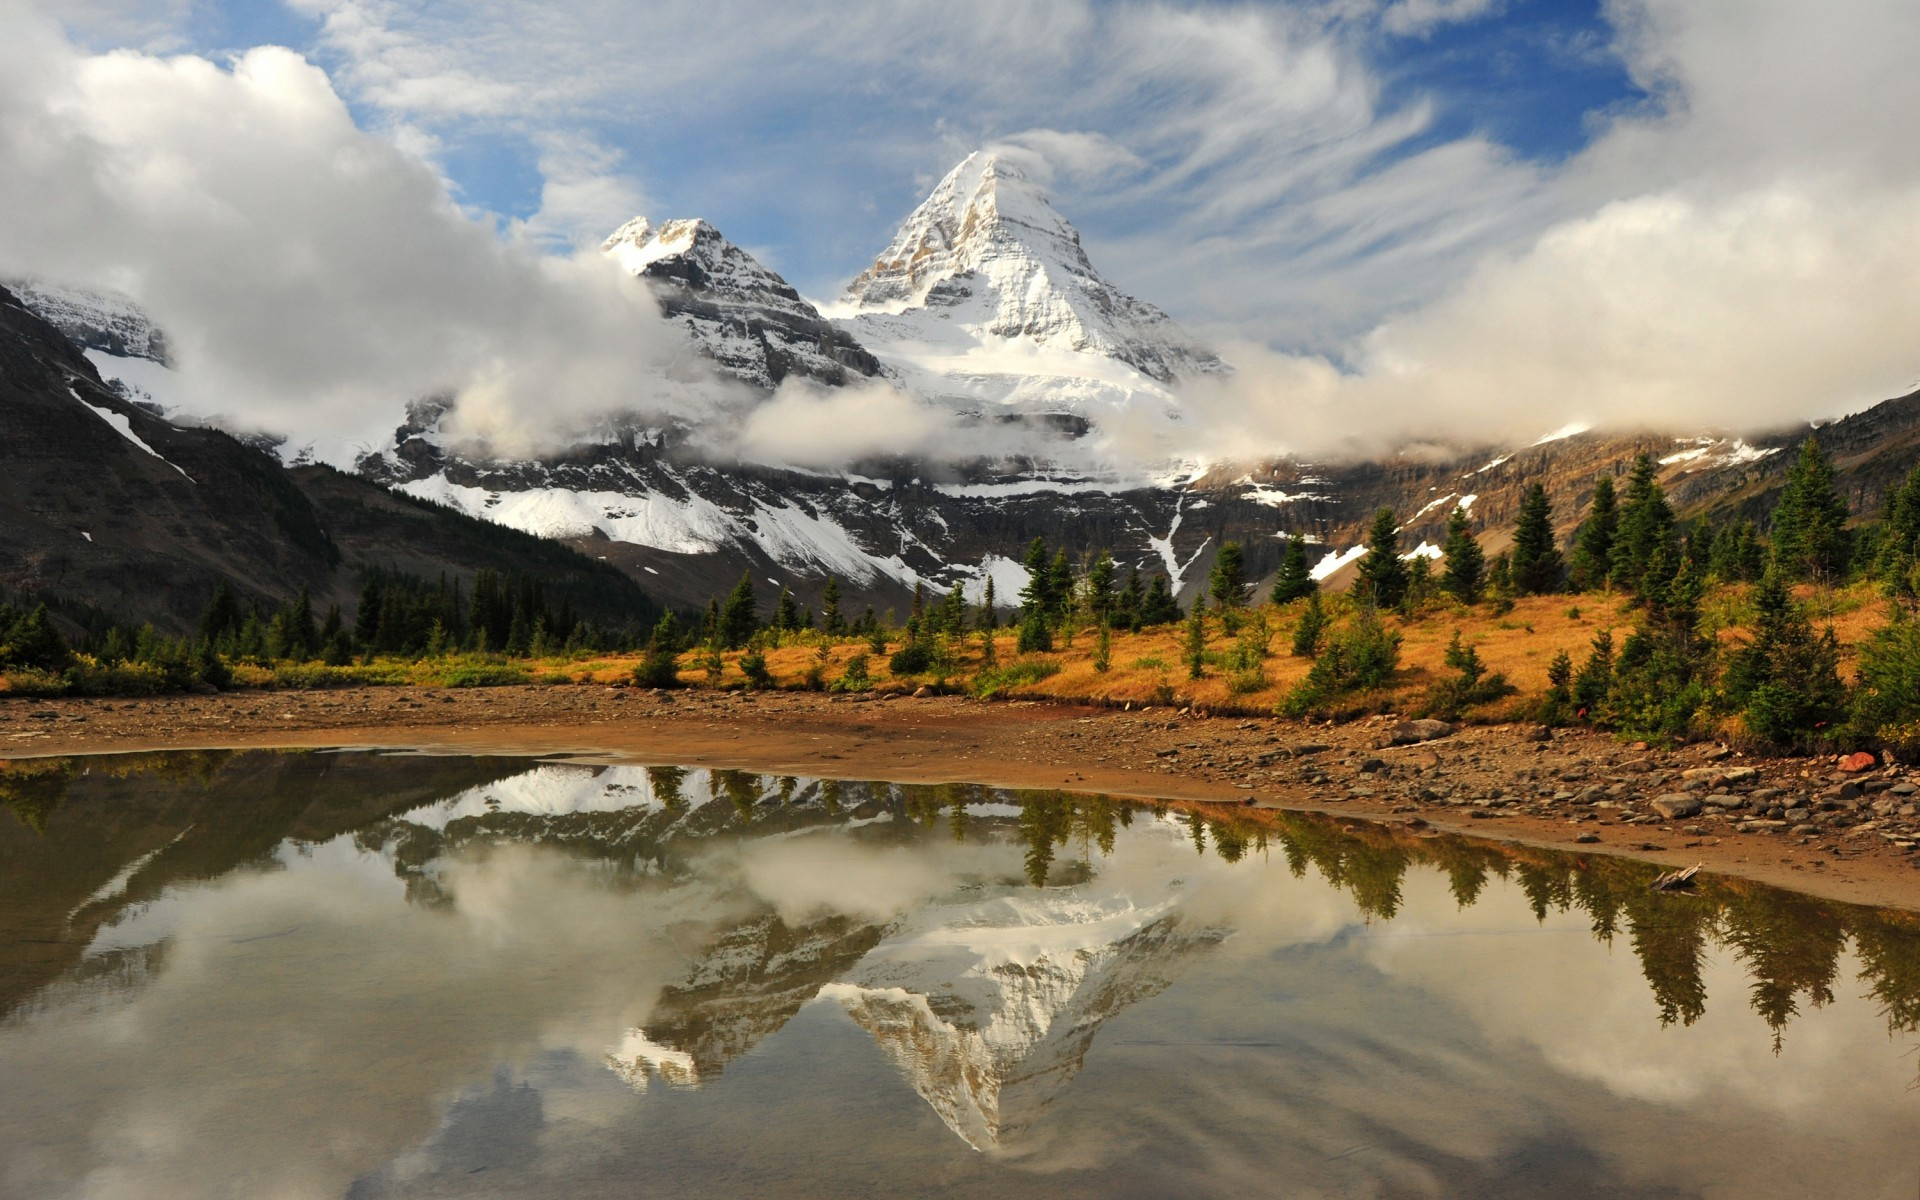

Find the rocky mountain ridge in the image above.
[{"left": 602, "top": 216, "right": 881, "bottom": 389}]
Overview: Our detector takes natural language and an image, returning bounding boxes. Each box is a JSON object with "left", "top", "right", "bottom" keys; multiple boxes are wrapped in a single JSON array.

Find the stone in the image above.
[
  {"left": 1575, "top": 832, "right": 1601, "bottom": 843},
  {"left": 1651, "top": 794, "right": 1704, "bottom": 819},
  {"left": 1386, "top": 719, "right": 1455, "bottom": 746},
  {"left": 1839, "top": 751, "right": 1879, "bottom": 773}
]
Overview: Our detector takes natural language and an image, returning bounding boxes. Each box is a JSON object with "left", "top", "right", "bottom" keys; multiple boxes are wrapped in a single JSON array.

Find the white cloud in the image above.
[
  {"left": 729, "top": 380, "right": 954, "bottom": 468},
  {"left": 1380, "top": 0, "right": 1505, "bottom": 37},
  {"left": 0, "top": 5, "right": 712, "bottom": 458}
]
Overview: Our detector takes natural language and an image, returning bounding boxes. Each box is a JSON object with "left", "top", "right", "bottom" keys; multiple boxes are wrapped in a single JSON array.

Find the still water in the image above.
[{"left": 3, "top": 749, "right": 1919, "bottom": 1198}]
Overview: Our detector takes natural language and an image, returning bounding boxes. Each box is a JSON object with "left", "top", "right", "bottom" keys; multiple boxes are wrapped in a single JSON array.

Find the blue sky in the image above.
[
  {"left": 16, "top": 0, "right": 1920, "bottom": 454},
  {"left": 55, "top": 0, "right": 1651, "bottom": 351}
]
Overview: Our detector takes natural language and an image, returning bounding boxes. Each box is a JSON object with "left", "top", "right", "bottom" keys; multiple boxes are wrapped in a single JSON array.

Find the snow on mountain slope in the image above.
[
  {"left": 603, "top": 216, "right": 881, "bottom": 389},
  {"left": 823, "top": 882, "right": 1222, "bottom": 1150},
  {"left": 9, "top": 278, "right": 171, "bottom": 365},
  {"left": 827, "top": 151, "right": 1226, "bottom": 420}
]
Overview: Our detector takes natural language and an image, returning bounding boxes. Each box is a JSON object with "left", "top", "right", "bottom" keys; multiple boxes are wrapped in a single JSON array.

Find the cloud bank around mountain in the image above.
[
  {"left": 15, "top": 0, "right": 1920, "bottom": 470},
  {"left": 0, "top": 2, "right": 713, "bottom": 458}
]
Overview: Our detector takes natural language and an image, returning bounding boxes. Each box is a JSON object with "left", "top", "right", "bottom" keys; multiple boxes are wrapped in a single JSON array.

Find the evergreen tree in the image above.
[
  {"left": 1270, "top": 534, "right": 1316, "bottom": 605},
  {"left": 1439, "top": 506, "right": 1484, "bottom": 604},
  {"left": 1722, "top": 570, "right": 1846, "bottom": 746},
  {"left": 1509, "top": 484, "right": 1563, "bottom": 595},
  {"left": 1049, "top": 549, "right": 1074, "bottom": 621},
  {"left": 1016, "top": 606, "right": 1053, "bottom": 653},
  {"left": 0, "top": 605, "right": 71, "bottom": 671},
  {"left": 1707, "top": 519, "right": 1766, "bottom": 583},
  {"left": 1083, "top": 551, "right": 1117, "bottom": 624},
  {"left": 1355, "top": 508, "right": 1409, "bottom": 609},
  {"left": 1609, "top": 454, "right": 1678, "bottom": 596},
  {"left": 1208, "top": 541, "right": 1250, "bottom": 609},
  {"left": 1019, "top": 538, "right": 1052, "bottom": 620},
  {"left": 821, "top": 575, "right": 844, "bottom": 635},
  {"left": 1569, "top": 476, "right": 1618, "bottom": 591},
  {"left": 1573, "top": 627, "right": 1615, "bottom": 715},
  {"left": 1875, "top": 461, "right": 1920, "bottom": 590},
  {"left": 1184, "top": 595, "right": 1207, "bottom": 680},
  {"left": 200, "top": 582, "right": 243, "bottom": 645},
  {"left": 720, "top": 572, "right": 759, "bottom": 649},
  {"left": 772, "top": 587, "right": 801, "bottom": 633},
  {"left": 634, "top": 612, "right": 683, "bottom": 688},
  {"left": 1116, "top": 569, "right": 1145, "bottom": 630},
  {"left": 1291, "top": 591, "right": 1326, "bottom": 658},
  {"left": 1141, "top": 574, "right": 1181, "bottom": 626},
  {"left": 979, "top": 577, "right": 999, "bottom": 631},
  {"left": 1770, "top": 435, "right": 1851, "bottom": 582}
]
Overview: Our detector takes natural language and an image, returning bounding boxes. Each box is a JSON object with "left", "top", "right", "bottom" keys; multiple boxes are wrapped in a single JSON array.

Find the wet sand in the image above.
[{"left": 8, "top": 685, "right": 1920, "bottom": 911}]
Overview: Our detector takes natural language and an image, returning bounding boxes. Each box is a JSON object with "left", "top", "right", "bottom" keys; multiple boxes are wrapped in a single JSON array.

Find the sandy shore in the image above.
[{"left": 8, "top": 685, "right": 1920, "bottom": 911}]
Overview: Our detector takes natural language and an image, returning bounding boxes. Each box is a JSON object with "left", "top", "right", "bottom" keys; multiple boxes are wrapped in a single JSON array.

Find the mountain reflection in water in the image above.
[{"left": 3, "top": 750, "right": 1920, "bottom": 1198}]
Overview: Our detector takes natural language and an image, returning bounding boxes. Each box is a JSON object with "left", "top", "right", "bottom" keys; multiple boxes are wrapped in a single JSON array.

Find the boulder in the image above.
[
  {"left": 1838, "top": 751, "right": 1878, "bottom": 773},
  {"left": 1387, "top": 719, "right": 1455, "bottom": 746},
  {"left": 1651, "top": 794, "right": 1704, "bottom": 820}
]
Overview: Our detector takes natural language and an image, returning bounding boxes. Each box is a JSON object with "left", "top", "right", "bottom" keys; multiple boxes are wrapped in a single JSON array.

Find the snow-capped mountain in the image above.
[
  {"left": 603, "top": 216, "right": 881, "bottom": 389},
  {"left": 825, "top": 890, "right": 1222, "bottom": 1151},
  {"left": 8, "top": 278, "right": 179, "bottom": 416},
  {"left": 827, "top": 151, "right": 1226, "bottom": 421},
  {"left": 7, "top": 278, "right": 170, "bottom": 366}
]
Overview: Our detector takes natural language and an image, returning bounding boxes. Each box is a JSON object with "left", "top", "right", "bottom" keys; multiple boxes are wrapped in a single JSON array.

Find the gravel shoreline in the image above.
[{"left": 8, "top": 685, "right": 1920, "bottom": 911}]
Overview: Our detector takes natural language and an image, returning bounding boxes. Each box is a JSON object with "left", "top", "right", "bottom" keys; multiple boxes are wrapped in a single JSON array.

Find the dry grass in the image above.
[{"left": 557, "top": 582, "right": 1899, "bottom": 718}]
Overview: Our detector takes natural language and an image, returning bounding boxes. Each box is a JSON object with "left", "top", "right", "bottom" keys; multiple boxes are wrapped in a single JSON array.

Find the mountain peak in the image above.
[
  {"left": 601, "top": 214, "right": 881, "bottom": 389},
  {"left": 840, "top": 150, "right": 1082, "bottom": 311}
]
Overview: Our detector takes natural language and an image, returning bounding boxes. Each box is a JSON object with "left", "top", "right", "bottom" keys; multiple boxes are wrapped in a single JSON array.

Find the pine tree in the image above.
[
  {"left": 1770, "top": 435, "right": 1851, "bottom": 582},
  {"left": 1270, "top": 534, "right": 1316, "bottom": 605},
  {"left": 1020, "top": 538, "right": 1052, "bottom": 620},
  {"left": 200, "top": 582, "right": 243, "bottom": 645},
  {"left": 1085, "top": 551, "right": 1116, "bottom": 623},
  {"left": 720, "top": 572, "right": 758, "bottom": 649},
  {"left": 772, "top": 587, "right": 800, "bottom": 633},
  {"left": 1208, "top": 541, "right": 1249, "bottom": 609},
  {"left": 1721, "top": 569, "right": 1845, "bottom": 746},
  {"left": 1509, "top": 484, "right": 1563, "bottom": 595},
  {"left": 1569, "top": 475, "right": 1618, "bottom": 591},
  {"left": 1609, "top": 454, "right": 1678, "bottom": 596},
  {"left": 1355, "top": 508, "right": 1409, "bottom": 609},
  {"left": 1048, "top": 549, "right": 1073, "bottom": 621},
  {"left": 821, "top": 575, "right": 844, "bottom": 635},
  {"left": 1707, "top": 519, "right": 1766, "bottom": 583},
  {"left": 980, "top": 576, "right": 999, "bottom": 630},
  {"left": 1141, "top": 574, "right": 1181, "bottom": 626},
  {"left": 1116, "top": 569, "right": 1145, "bottom": 630},
  {"left": 1439, "top": 506, "right": 1484, "bottom": 604},
  {"left": 634, "top": 612, "right": 683, "bottom": 688},
  {"left": 1876, "top": 461, "right": 1920, "bottom": 588},
  {"left": 1184, "top": 594, "right": 1207, "bottom": 680},
  {"left": 1291, "top": 591, "right": 1326, "bottom": 657}
]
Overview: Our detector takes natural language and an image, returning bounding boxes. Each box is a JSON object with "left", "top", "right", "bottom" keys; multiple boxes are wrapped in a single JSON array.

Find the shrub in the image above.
[
  {"left": 1280, "top": 608, "right": 1401, "bottom": 717},
  {"left": 1850, "top": 616, "right": 1920, "bottom": 752},
  {"left": 739, "top": 649, "right": 773, "bottom": 688},
  {"left": 1417, "top": 630, "right": 1516, "bottom": 720},
  {"left": 830, "top": 653, "right": 872, "bottom": 692},
  {"left": 888, "top": 642, "right": 933, "bottom": 676},
  {"left": 1016, "top": 610, "right": 1052, "bottom": 654},
  {"left": 441, "top": 661, "right": 532, "bottom": 688},
  {"left": 632, "top": 613, "right": 683, "bottom": 688},
  {"left": 972, "top": 660, "right": 1061, "bottom": 699},
  {"left": 1291, "top": 593, "right": 1327, "bottom": 658}
]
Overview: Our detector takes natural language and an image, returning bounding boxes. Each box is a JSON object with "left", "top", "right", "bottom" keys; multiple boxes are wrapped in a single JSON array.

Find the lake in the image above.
[{"left": 3, "top": 749, "right": 1919, "bottom": 1198}]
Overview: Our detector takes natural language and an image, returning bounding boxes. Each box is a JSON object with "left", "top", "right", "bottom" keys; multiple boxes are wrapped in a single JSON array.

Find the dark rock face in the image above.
[
  {"left": 7, "top": 280, "right": 171, "bottom": 366},
  {"left": 603, "top": 217, "right": 882, "bottom": 389},
  {"left": 0, "top": 285, "right": 658, "bottom": 637}
]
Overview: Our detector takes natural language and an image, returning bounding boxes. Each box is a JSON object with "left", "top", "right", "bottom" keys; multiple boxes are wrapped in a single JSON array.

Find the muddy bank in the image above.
[{"left": 7, "top": 686, "right": 1920, "bottom": 911}]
